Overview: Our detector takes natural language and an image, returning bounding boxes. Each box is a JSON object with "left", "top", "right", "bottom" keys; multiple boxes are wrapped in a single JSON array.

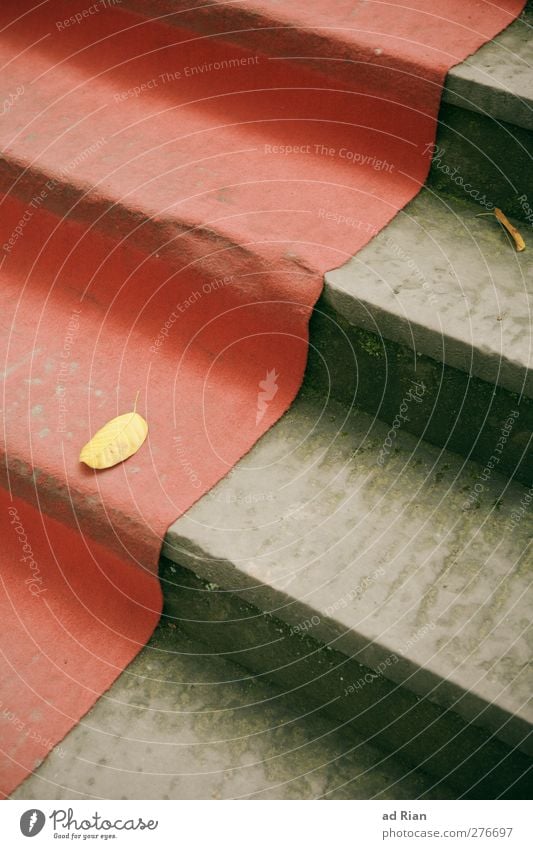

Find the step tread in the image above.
[
  {"left": 324, "top": 189, "right": 533, "bottom": 399},
  {"left": 443, "top": 2, "right": 533, "bottom": 129},
  {"left": 12, "top": 623, "right": 449, "bottom": 800},
  {"left": 163, "top": 385, "right": 533, "bottom": 753}
]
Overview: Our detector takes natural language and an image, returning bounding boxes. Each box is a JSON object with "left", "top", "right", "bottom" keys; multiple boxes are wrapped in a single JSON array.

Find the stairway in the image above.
[
  {"left": 12, "top": 620, "right": 455, "bottom": 800},
  {"left": 2, "top": 0, "right": 531, "bottom": 799}
]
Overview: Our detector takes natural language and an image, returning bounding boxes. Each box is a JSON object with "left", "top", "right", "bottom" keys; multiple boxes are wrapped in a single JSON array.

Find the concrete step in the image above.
[
  {"left": 11, "top": 622, "right": 454, "bottom": 800},
  {"left": 430, "top": 1, "right": 533, "bottom": 222},
  {"left": 442, "top": 0, "right": 532, "bottom": 131},
  {"left": 161, "top": 381, "right": 533, "bottom": 798},
  {"left": 316, "top": 188, "right": 533, "bottom": 486}
]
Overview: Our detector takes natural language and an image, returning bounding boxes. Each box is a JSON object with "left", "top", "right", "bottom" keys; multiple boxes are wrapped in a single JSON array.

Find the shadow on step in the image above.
[{"left": 161, "top": 561, "right": 532, "bottom": 800}]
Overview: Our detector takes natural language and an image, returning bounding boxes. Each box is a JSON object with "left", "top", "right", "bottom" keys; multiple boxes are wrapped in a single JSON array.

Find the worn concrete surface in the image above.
[
  {"left": 163, "top": 387, "right": 533, "bottom": 757},
  {"left": 443, "top": 2, "right": 533, "bottom": 131},
  {"left": 160, "top": 562, "right": 532, "bottom": 798},
  {"left": 307, "top": 299, "right": 533, "bottom": 487},
  {"left": 12, "top": 623, "right": 451, "bottom": 800},
  {"left": 325, "top": 190, "right": 533, "bottom": 399},
  {"left": 429, "top": 103, "right": 533, "bottom": 224},
  {"left": 307, "top": 171, "right": 533, "bottom": 487}
]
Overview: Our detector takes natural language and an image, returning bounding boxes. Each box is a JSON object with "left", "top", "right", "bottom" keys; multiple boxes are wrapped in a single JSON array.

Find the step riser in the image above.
[
  {"left": 308, "top": 301, "right": 533, "bottom": 486},
  {"left": 161, "top": 559, "right": 532, "bottom": 799},
  {"left": 430, "top": 104, "right": 533, "bottom": 226}
]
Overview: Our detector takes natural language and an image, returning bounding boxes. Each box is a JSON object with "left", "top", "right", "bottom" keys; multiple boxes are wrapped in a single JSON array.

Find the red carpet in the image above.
[{"left": 0, "top": 0, "right": 525, "bottom": 795}]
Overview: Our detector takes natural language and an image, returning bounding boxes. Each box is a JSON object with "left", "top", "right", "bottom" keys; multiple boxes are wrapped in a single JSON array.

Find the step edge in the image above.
[
  {"left": 161, "top": 527, "right": 533, "bottom": 757},
  {"left": 321, "top": 278, "right": 533, "bottom": 402}
]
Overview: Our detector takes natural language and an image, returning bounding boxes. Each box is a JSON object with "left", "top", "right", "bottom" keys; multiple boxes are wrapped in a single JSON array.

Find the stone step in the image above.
[
  {"left": 442, "top": 1, "right": 532, "bottom": 131},
  {"left": 162, "top": 381, "right": 533, "bottom": 798},
  {"left": 431, "top": 0, "right": 533, "bottom": 222},
  {"left": 316, "top": 188, "right": 533, "bottom": 485},
  {"left": 11, "top": 622, "right": 454, "bottom": 800}
]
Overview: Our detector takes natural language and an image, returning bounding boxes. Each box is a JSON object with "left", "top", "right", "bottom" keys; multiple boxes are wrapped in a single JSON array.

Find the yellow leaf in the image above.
[{"left": 79, "top": 400, "right": 148, "bottom": 470}]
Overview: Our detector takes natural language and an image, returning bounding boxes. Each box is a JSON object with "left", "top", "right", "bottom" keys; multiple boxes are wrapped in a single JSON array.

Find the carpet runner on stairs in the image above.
[{"left": 0, "top": 0, "right": 526, "bottom": 796}]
